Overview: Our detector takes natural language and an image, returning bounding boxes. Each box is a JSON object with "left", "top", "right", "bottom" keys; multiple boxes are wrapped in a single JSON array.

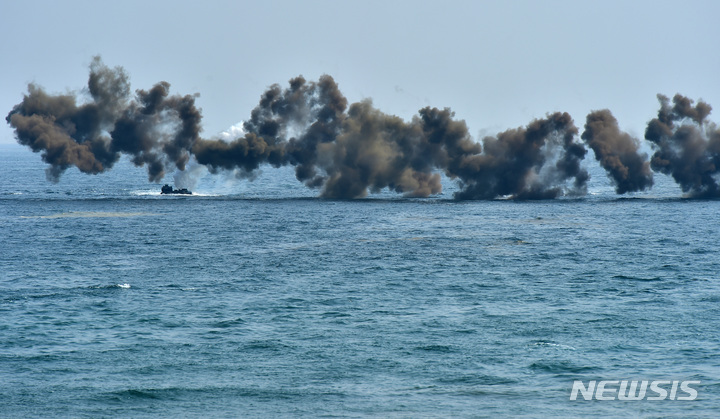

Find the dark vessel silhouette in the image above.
[{"left": 161, "top": 184, "right": 192, "bottom": 195}]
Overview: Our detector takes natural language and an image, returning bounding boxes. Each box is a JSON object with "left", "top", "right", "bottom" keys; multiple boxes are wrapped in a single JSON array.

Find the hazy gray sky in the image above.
[{"left": 2, "top": 0, "right": 718, "bottom": 144}]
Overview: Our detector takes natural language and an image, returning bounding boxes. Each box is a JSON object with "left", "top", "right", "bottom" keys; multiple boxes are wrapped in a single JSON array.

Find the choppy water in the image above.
[{"left": 1, "top": 143, "right": 719, "bottom": 418}]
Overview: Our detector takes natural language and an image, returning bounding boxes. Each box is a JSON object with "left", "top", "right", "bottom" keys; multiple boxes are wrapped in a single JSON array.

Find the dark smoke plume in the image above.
[
  {"left": 582, "top": 109, "right": 654, "bottom": 194},
  {"left": 193, "top": 75, "right": 589, "bottom": 199},
  {"left": 438, "top": 112, "right": 589, "bottom": 200},
  {"left": 7, "top": 58, "right": 718, "bottom": 199},
  {"left": 6, "top": 57, "right": 203, "bottom": 182},
  {"left": 5, "top": 58, "right": 129, "bottom": 181},
  {"left": 194, "top": 75, "right": 446, "bottom": 198},
  {"left": 4, "top": 58, "right": 590, "bottom": 199},
  {"left": 111, "top": 81, "right": 202, "bottom": 182},
  {"left": 645, "top": 94, "right": 720, "bottom": 197}
]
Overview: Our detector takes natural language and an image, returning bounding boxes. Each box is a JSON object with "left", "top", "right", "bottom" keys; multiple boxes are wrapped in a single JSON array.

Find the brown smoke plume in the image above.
[
  {"left": 8, "top": 58, "right": 717, "bottom": 200},
  {"left": 645, "top": 94, "right": 720, "bottom": 197},
  {"left": 4, "top": 58, "right": 590, "bottom": 199},
  {"left": 582, "top": 109, "right": 654, "bottom": 194},
  {"left": 6, "top": 57, "right": 203, "bottom": 182},
  {"left": 440, "top": 112, "right": 589, "bottom": 200},
  {"left": 5, "top": 58, "right": 129, "bottom": 181},
  {"left": 193, "top": 74, "right": 589, "bottom": 199}
]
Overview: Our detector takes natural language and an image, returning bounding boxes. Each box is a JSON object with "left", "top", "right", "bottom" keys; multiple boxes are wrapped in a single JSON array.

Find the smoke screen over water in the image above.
[{"left": 6, "top": 58, "right": 720, "bottom": 199}]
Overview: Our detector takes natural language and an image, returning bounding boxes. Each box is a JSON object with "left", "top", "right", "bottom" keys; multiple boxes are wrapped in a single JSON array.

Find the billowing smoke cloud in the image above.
[
  {"left": 645, "top": 94, "right": 720, "bottom": 197},
  {"left": 433, "top": 111, "right": 589, "bottom": 200},
  {"left": 111, "top": 81, "right": 202, "bottom": 182},
  {"left": 193, "top": 76, "right": 588, "bottom": 199},
  {"left": 6, "top": 58, "right": 718, "bottom": 199},
  {"left": 303, "top": 99, "right": 444, "bottom": 199},
  {"left": 194, "top": 75, "right": 444, "bottom": 198},
  {"left": 582, "top": 109, "right": 654, "bottom": 194},
  {"left": 6, "top": 57, "right": 203, "bottom": 182},
  {"left": 5, "top": 57, "right": 129, "bottom": 181}
]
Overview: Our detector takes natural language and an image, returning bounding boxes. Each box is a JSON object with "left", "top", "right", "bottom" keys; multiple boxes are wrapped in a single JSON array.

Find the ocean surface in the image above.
[{"left": 1, "top": 143, "right": 719, "bottom": 418}]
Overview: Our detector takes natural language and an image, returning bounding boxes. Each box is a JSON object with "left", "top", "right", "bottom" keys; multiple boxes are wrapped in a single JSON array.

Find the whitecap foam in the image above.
[
  {"left": 132, "top": 190, "right": 162, "bottom": 196},
  {"left": 133, "top": 189, "right": 220, "bottom": 197},
  {"left": 531, "top": 341, "right": 576, "bottom": 350}
]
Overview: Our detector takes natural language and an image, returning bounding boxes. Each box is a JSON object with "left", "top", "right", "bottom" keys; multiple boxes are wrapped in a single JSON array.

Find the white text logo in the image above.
[{"left": 570, "top": 380, "right": 700, "bottom": 401}]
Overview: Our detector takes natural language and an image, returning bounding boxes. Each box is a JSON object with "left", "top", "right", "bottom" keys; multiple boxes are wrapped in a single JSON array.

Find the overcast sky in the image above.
[{"left": 2, "top": 0, "right": 718, "bottom": 145}]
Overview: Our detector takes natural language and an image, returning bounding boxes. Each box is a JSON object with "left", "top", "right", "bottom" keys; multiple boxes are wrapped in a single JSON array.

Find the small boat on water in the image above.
[{"left": 161, "top": 184, "right": 192, "bottom": 195}]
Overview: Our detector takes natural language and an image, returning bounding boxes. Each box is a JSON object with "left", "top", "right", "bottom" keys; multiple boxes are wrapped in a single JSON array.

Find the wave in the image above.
[{"left": 20, "top": 211, "right": 158, "bottom": 219}]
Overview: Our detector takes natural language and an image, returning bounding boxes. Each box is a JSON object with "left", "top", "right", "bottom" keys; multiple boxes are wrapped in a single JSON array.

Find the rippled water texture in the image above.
[{"left": 1, "top": 144, "right": 719, "bottom": 417}]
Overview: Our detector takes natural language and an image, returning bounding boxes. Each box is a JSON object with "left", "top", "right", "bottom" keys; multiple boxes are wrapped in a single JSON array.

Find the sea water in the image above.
[{"left": 1, "top": 143, "right": 718, "bottom": 417}]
